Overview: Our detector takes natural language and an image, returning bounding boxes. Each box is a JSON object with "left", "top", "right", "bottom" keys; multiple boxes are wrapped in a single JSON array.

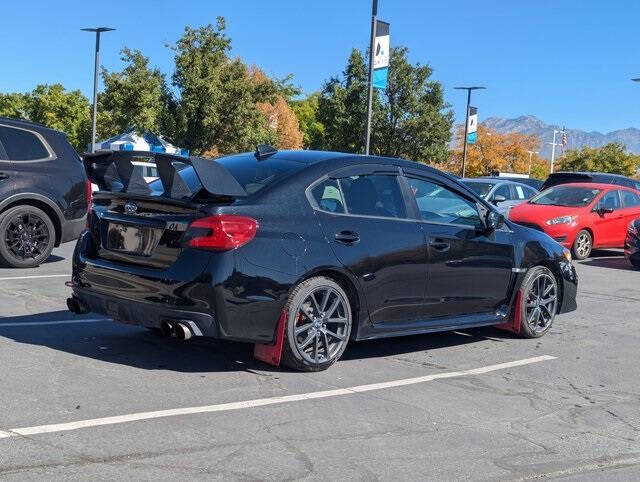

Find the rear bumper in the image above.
[
  {"left": 60, "top": 216, "right": 87, "bottom": 245},
  {"left": 71, "top": 287, "right": 218, "bottom": 336}
]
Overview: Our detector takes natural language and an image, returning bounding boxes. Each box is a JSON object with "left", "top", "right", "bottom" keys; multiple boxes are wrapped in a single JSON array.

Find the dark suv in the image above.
[
  {"left": 541, "top": 172, "right": 640, "bottom": 191},
  {"left": 0, "top": 117, "right": 88, "bottom": 268}
]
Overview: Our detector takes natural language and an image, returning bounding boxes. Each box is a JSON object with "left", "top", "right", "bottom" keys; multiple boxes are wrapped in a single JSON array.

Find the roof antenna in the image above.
[{"left": 255, "top": 144, "right": 277, "bottom": 160}]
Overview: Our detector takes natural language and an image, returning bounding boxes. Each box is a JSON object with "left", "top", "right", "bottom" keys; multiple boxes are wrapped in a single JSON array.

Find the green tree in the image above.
[
  {"left": 316, "top": 49, "right": 373, "bottom": 153},
  {"left": 315, "top": 47, "right": 453, "bottom": 163},
  {"left": 376, "top": 46, "right": 453, "bottom": 163},
  {"left": 292, "top": 93, "right": 324, "bottom": 149},
  {"left": 0, "top": 92, "right": 29, "bottom": 118},
  {"left": 0, "top": 86, "right": 92, "bottom": 152},
  {"left": 168, "top": 19, "right": 277, "bottom": 155},
  {"left": 99, "top": 48, "right": 169, "bottom": 139},
  {"left": 557, "top": 143, "right": 640, "bottom": 177}
]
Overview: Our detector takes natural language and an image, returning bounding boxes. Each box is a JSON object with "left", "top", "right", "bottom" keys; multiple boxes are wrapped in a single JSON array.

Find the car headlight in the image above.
[
  {"left": 562, "top": 247, "right": 572, "bottom": 263},
  {"left": 546, "top": 215, "right": 576, "bottom": 225}
]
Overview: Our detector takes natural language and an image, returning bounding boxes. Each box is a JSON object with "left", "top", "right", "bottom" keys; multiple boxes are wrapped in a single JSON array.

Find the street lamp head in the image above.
[
  {"left": 454, "top": 86, "right": 486, "bottom": 91},
  {"left": 81, "top": 27, "right": 116, "bottom": 33},
  {"left": 633, "top": 78, "right": 640, "bottom": 83}
]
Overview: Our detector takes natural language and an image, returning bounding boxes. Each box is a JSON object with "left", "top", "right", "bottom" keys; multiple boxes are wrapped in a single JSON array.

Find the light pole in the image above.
[
  {"left": 364, "top": 0, "right": 378, "bottom": 155},
  {"left": 454, "top": 86, "right": 485, "bottom": 178},
  {"left": 81, "top": 27, "right": 115, "bottom": 153},
  {"left": 547, "top": 130, "right": 562, "bottom": 174},
  {"left": 526, "top": 150, "right": 538, "bottom": 176}
]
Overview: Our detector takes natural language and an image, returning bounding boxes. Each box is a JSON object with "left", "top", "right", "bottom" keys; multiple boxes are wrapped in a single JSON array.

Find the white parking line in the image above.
[
  {"left": 0, "top": 274, "right": 69, "bottom": 282},
  {"left": 0, "top": 355, "right": 555, "bottom": 439},
  {"left": 0, "top": 318, "right": 108, "bottom": 328}
]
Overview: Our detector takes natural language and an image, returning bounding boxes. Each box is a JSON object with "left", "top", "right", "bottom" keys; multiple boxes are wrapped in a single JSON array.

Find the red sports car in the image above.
[{"left": 509, "top": 183, "right": 640, "bottom": 259}]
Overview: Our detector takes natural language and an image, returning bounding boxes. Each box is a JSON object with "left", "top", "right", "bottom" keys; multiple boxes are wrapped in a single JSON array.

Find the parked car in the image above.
[
  {"left": 509, "top": 183, "right": 640, "bottom": 260},
  {"left": 624, "top": 218, "right": 640, "bottom": 269},
  {"left": 0, "top": 117, "right": 89, "bottom": 268},
  {"left": 69, "top": 148, "right": 578, "bottom": 372},
  {"left": 488, "top": 172, "right": 545, "bottom": 191},
  {"left": 541, "top": 172, "right": 640, "bottom": 191},
  {"left": 462, "top": 178, "right": 538, "bottom": 216}
]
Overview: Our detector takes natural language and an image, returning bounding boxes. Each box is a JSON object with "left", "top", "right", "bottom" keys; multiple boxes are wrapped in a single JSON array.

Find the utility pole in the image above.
[
  {"left": 364, "top": 0, "right": 378, "bottom": 155},
  {"left": 81, "top": 27, "right": 115, "bottom": 153},
  {"left": 526, "top": 150, "right": 538, "bottom": 176},
  {"left": 454, "top": 86, "right": 485, "bottom": 178}
]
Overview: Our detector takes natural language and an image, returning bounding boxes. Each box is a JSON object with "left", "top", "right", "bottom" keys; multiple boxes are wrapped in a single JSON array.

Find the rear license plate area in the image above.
[{"left": 106, "top": 222, "right": 162, "bottom": 256}]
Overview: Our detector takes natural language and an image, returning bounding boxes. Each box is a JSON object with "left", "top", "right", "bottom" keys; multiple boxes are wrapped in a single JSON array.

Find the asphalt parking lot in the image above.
[{"left": 0, "top": 243, "right": 639, "bottom": 480}]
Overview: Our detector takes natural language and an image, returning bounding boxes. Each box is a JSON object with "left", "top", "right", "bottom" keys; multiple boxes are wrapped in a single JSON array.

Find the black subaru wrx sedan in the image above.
[{"left": 69, "top": 148, "right": 577, "bottom": 371}]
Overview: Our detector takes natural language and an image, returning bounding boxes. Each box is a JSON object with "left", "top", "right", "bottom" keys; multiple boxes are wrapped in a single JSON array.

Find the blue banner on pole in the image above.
[
  {"left": 373, "top": 67, "right": 388, "bottom": 90},
  {"left": 467, "top": 131, "right": 477, "bottom": 144}
]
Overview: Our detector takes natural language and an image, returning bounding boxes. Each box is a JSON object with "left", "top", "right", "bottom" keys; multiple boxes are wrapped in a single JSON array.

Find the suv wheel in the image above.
[
  {"left": 281, "top": 276, "right": 352, "bottom": 372},
  {"left": 0, "top": 205, "right": 55, "bottom": 268}
]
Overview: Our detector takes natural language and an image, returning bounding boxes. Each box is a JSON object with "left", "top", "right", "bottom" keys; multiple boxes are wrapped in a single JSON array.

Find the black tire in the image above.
[
  {"left": 281, "top": 276, "right": 352, "bottom": 372},
  {"left": 572, "top": 229, "right": 592, "bottom": 260},
  {"left": 518, "top": 266, "right": 558, "bottom": 338},
  {"left": 0, "top": 205, "right": 56, "bottom": 268}
]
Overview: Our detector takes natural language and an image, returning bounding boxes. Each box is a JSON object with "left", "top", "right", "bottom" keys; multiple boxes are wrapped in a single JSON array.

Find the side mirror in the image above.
[
  {"left": 492, "top": 194, "right": 507, "bottom": 205},
  {"left": 485, "top": 211, "right": 505, "bottom": 231},
  {"left": 596, "top": 206, "right": 614, "bottom": 216}
]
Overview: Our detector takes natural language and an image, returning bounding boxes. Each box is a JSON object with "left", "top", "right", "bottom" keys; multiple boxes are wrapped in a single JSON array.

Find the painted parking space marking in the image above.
[
  {"left": 0, "top": 355, "right": 555, "bottom": 439},
  {"left": 0, "top": 274, "right": 69, "bottom": 282},
  {"left": 0, "top": 318, "right": 109, "bottom": 328}
]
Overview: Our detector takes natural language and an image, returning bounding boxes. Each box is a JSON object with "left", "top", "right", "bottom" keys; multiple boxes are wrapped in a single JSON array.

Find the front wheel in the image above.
[
  {"left": 281, "top": 276, "right": 352, "bottom": 372},
  {"left": 518, "top": 266, "right": 558, "bottom": 338},
  {"left": 0, "top": 205, "right": 55, "bottom": 268},
  {"left": 572, "top": 230, "right": 592, "bottom": 260}
]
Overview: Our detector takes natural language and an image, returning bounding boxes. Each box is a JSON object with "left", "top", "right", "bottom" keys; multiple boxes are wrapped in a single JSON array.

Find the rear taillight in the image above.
[
  {"left": 86, "top": 180, "right": 93, "bottom": 228},
  {"left": 185, "top": 215, "right": 258, "bottom": 251}
]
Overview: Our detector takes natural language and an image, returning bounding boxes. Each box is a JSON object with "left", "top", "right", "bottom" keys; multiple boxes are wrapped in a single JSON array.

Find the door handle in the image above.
[
  {"left": 0, "top": 173, "right": 9, "bottom": 180},
  {"left": 334, "top": 231, "right": 360, "bottom": 245},
  {"left": 429, "top": 238, "right": 450, "bottom": 252}
]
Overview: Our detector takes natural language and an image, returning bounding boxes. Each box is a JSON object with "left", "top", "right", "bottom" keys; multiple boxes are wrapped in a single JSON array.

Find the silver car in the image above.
[{"left": 461, "top": 178, "right": 539, "bottom": 216}]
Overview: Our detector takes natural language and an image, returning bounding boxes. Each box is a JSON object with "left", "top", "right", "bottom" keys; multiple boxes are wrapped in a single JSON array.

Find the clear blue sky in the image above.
[{"left": 1, "top": 0, "right": 639, "bottom": 133}]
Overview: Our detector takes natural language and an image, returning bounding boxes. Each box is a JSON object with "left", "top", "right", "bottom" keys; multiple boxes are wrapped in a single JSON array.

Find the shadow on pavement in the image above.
[
  {"left": 579, "top": 249, "right": 635, "bottom": 271},
  {"left": 0, "top": 310, "right": 505, "bottom": 373}
]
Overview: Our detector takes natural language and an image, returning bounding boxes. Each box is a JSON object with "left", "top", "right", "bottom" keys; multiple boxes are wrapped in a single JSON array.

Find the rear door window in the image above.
[
  {"left": 0, "top": 125, "right": 50, "bottom": 161},
  {"left": 513, "top": 184, "right": 527, "bottom": 200},
  {"left": 339, "top": 175, "right": 406, "bottom": 218},
  {"left": 597, "top": 190, "right": 621, "bottom": 210},
  {"left": 621, "top": 190, "right": 640, "bottom": 208}
]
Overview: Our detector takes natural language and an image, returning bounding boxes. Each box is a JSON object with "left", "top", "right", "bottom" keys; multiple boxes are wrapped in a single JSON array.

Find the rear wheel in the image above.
[
  {"left": 281, "top": 276, "right": 352, "bottom": 372},
  {"left": 572, "top": 230, "right": 592, "bottom": 260},
  {"left": 0, "top": 205, "right": 55, "bottom": 268},
  {"left": 518, "top": 266, "right": 558, "bottom": 338}
]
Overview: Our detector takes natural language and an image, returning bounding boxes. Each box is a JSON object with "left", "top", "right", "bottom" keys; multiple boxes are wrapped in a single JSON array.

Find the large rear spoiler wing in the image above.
[{"left": 83, "top": 150, "right": 247, "bottom": 199}]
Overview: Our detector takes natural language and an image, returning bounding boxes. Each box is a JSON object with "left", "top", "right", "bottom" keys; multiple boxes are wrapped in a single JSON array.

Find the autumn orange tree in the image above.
[{"left": 442, "top": 125, "right": 548, "bottom": 179}]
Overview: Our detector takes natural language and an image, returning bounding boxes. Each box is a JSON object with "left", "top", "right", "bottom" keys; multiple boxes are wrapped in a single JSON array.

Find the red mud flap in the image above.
[
  {"left": 495, "top": 289, "right": 522, "bottom": 335},
  {"left": 253, "top": 311, "right": 286, "bottom": 366}
]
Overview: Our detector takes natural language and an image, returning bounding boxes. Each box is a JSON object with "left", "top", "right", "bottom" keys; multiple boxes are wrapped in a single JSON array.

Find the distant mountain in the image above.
[{"left": 481, "top": 115, "right": 640, "bottom": 159}]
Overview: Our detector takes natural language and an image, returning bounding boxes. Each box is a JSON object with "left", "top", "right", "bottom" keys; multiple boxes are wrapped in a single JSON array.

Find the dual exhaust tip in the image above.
[{"left": 161, "top": 321, "right": 193, "bottom": 340}]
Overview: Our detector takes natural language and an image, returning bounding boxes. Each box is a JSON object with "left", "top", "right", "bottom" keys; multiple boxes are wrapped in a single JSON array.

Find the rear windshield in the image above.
[
  {"left": 462, "top": 181, "right": 494, "bottom": 198},
  {"left": 150, "top": 155, "right": 304, "bottom": 196},
  {"left": 530, "top": 186, "right": 600, "bottom": 207}
]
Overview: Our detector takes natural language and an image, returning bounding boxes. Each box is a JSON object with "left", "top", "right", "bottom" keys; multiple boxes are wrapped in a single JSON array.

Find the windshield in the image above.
[
  {"left": 530, "top": 186, "right": 600, "bottom": 207},
  {"left": 150, "top": 155, "right": 304, "bottom": 196},
  {"left": 462, "top": 181, "right": 494, "bottom": 198}
]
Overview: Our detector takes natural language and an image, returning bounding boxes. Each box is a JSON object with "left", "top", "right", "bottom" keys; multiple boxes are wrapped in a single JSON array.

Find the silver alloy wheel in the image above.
[
  {"left": 525, "top": 272, "right": 558, "bottom": 334},
  {"left": 575, "top": 232, "right": 591, "bottom": 258},
  {"left": 293, "top": 286, "right": 349, "bottom": 365}
]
